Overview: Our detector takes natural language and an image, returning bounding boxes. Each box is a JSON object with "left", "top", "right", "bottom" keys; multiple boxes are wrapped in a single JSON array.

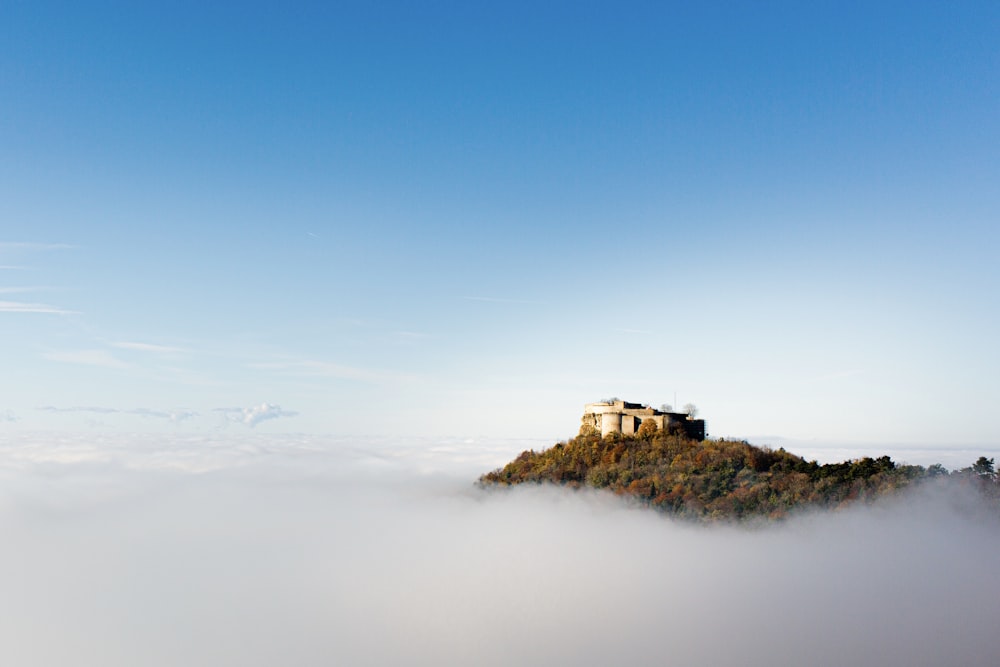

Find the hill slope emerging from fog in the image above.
[{"left": 480, "top": 430, "right": 999, "bottom": 521}]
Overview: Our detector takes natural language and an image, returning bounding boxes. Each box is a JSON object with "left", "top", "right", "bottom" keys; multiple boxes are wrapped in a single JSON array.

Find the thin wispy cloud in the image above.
[
  {"left": 808, "top": 369, "right": 866, "bottom": 383},
  {"left": 0, "top": 242, "right": 73, "bottom": 251},
  {"left": 0, "top": 286, "right": 53, "bottom": 294},
  {"left": 462, "top": 296, "right": 543, "bottom": 305},
  {"left": 38, "top": 406, "right": 119, "bottom": 415},
  {"left": 38, "top": 406, "right": 198, "bottom": 422},
  {"left": 43, "top": 349, "right": 129, "bottom": 369},
  {"left": 0, "top": 410, "right": 17, "bottom": 423},
  {"left": 112, "top": 341, "right": 187, "bottom": 354},
  {"left": 388, "top": 330, "right": 431, "bottom": 345},
  {"left": 135, "top": 408, "right": 198, "bottom": 422},
  {"left": 214, "top": 403, "right": 298, "bottom": 428},
  {"left": 392, "top": 330, "right": 426, "bottom": 339},
  {"left": 251, "top": 359, "right": 414, "bottom": 383},
  {"left": 0, "top": 301, "right": 78, "bottom": 315}
]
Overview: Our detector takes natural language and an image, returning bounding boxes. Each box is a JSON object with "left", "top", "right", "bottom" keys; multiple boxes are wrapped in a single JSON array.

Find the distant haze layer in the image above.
[{"left": 0, "top": 434, "right": 997, "bottom": 666}]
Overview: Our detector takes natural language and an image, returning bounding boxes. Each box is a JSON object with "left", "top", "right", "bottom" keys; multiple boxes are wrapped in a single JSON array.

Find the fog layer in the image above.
[{"left": 0, "top": 434, "right": 997, "bottom": 666}]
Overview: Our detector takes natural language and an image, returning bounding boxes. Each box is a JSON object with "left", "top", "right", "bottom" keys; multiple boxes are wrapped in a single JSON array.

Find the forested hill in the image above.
[{"left": 479, "top": 429, "right": 999, "bottom": 522}]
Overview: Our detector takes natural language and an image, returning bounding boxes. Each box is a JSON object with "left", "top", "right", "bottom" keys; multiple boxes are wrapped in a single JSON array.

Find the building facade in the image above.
[{"left": 582, "top": 400, "right": 706, "bottom": 440}]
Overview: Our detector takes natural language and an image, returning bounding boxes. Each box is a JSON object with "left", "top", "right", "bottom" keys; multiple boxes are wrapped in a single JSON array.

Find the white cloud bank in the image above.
[{"left": 0, "top": 433, "right": 996, "bottom": 667}]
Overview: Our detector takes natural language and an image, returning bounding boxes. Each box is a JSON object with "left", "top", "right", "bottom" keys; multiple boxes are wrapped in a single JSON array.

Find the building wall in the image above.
[
  {"left": 621, "top": 415, "right": 637, "bottom": 435},
  {"left": 599, "top": 412, "right": 620, "bottom": 437},
  {"left": 582, "top": 400, "right": 706, "bottom": 441}
]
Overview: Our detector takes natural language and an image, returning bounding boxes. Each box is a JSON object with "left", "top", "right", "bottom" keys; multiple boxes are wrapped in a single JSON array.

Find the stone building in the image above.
[{"left": 582, "top": 400, "right": 706, "bottom": 440}]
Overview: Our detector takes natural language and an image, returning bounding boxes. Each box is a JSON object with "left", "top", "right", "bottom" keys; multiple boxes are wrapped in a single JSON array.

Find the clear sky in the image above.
[{"left": 1, "top": 1, "right": 998, "bottom": 448}]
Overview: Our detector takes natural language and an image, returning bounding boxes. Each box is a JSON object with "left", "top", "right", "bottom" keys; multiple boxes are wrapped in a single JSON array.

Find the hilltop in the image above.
[{"left": 479, "top": 428, "right": 999, "bottom": 522}]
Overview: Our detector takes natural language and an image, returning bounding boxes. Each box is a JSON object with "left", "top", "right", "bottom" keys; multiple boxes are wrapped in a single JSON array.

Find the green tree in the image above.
[
  {"left": 927, "top": 463, "right": 948, "bottom": 477},
  {"left": 972, "top": 456, "right": 995, "bottom": 480}
]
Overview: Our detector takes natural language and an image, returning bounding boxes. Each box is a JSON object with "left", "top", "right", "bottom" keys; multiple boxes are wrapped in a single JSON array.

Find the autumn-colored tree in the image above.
[
  {"left": 478, "top": 432, "right": 996, "bottom": 523},
  {"left": 637, "top": 418, "right": 659, "bottom": 438}
]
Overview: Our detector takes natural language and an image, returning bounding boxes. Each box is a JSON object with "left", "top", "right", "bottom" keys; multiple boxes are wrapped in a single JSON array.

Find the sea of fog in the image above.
[{"left": 0, "top": 432, "right": 997, "bottom": 667}]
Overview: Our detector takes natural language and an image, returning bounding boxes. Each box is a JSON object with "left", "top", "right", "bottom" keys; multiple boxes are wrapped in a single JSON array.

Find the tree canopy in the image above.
[{"left": 479, "top": 430, "right": 999, "bottom": 522}]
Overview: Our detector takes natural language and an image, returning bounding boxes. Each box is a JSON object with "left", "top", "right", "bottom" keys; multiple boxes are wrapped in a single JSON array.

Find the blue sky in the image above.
[{"left": 1, "top": 1, "right": 998, "bottom": 450}]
